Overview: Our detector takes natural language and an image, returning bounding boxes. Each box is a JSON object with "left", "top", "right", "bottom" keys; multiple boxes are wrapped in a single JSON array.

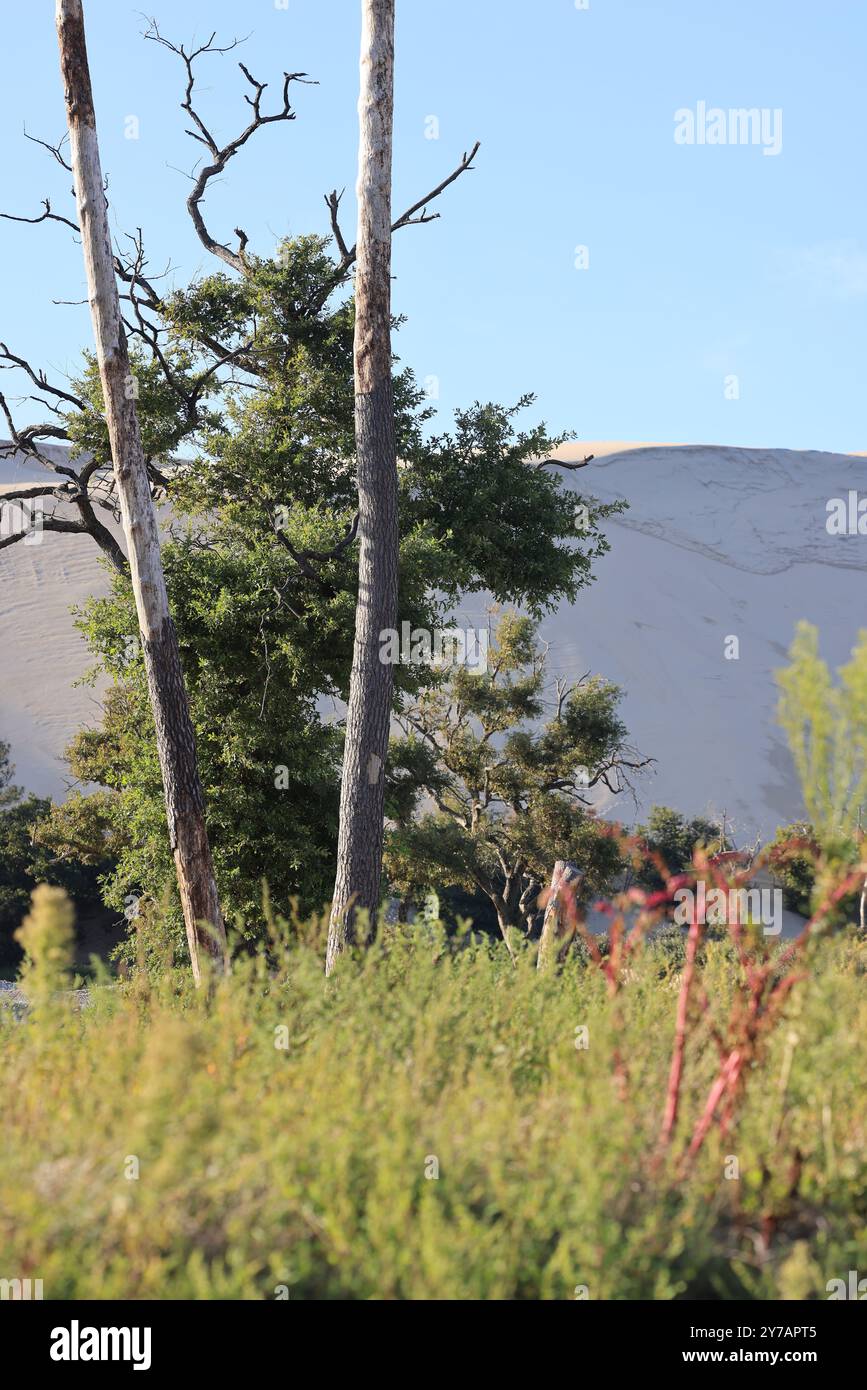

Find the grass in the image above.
[{"left": 1, "top": 890, "right": 865, "bottom": 1300}]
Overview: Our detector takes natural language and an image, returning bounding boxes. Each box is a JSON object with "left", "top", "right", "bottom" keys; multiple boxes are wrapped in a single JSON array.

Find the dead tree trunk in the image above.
[
  {"left": 537, "top": 860, "right": 581, "bottom": 972},
  {"left": 56, "top": 0, "right": 226, "bottom": 983},
  {"left": 326, "top": 0, "right": 398, "bottom": 974}
]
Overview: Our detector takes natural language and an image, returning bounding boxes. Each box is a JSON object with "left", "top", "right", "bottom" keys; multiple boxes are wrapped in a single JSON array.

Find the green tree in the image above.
[
  {"left": 384, "top": 611, "right": 645, "bottom": 953},
  {"left": 0, "top": 741, "right": 109, "bottom": 972},
  {"left": 37, "top": 234, "right": 620, "bottom": 954},
  {"left": 0, "top": 743, "right": 35, "bottom": 966},
  {"left": 767, "top": 822, "right": 820, "bottom": 915},
  {"left": 633, "top": 805, "right": 729, "bottom": 891},
  {"left": 776, "top": 622, "right": 867, "bottom": 927},
  {"left": 777, "top": 622, "right": 867, "bottom": 836},
  {"left": 4, "top": 34, "right": 621, "bottom": 959},
  {"left": 0, "top": 740, "right": 21, "bottom": 810}
]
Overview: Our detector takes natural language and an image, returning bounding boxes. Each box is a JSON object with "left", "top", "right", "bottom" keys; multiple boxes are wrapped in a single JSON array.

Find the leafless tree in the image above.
[
  {"left": 324, "top": 2, "right": 481, "bottom": 972},
  {"left": 55, "top": 0, "right": 226, "bottom": 982},
  {"left": 326, "top": 0, "right": 400, "bottom": 973}
]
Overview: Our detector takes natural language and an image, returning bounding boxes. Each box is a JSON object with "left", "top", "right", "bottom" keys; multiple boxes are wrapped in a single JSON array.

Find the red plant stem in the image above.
[
  {"left": 687, "top": 1049, "right": 743, "bottom": 1159},
  {"left": 660, "top": 911, "right": 702, "bottom": 1147},
  {"left": 694, "top": 984, "right": 729, "bottom": 1062},
  {"left": 558, "top": 828, "right": 863, "bottom": 1164}
]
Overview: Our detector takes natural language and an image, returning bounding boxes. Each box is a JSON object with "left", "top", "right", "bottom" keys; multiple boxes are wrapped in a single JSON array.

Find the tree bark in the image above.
[
  {"left": 490, "top": 894, "right": 518, "bottom": 963},
  {"left": 326, "top": 0, "right": 398, "bottom": 974},
  {"left": 519, "top": 877, "right": 543, "bottom": 938},
  {"left": 537, "top": 860, "right": 581, "bottom": 972},
  {"left": 56, "top": 0, "right": 226, "bottom": 984}
]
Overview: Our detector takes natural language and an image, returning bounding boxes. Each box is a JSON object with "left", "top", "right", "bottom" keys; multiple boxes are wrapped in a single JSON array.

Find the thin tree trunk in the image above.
[
  {"left": 326, "top": 0, "right": 398, "bottom": 974},
  {"left": 537, "top": 860, "right": 580, "bottom": 972},
  {"left": 56, "top": 0, "right": 226, "bottom": 984},
  {"left": 492, "top": 900, "right": 517, "bottom": 964}
]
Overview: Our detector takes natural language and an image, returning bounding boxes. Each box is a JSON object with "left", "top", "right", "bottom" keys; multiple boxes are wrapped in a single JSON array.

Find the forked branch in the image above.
[
  {"left": 143, "top": 17, "right": 315, "bottom": 273},
  {"left": 319, "top": 142, "right": 481, "bottom": 309}
]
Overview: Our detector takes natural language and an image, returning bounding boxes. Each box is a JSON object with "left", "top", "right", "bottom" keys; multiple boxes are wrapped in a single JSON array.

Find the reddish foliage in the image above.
[{"left": 544, "top": 826, "right": 866, "bottom": 1167}]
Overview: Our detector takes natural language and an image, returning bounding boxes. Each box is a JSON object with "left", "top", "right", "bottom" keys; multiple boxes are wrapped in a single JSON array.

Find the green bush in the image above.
[
  {"left": 634, "top": 805, "right": 728, "bottom": 891},
  {"left": 1, "top": 903, "right": 864, "bottom": 1300},
  {"left": 0, "top": 741, "right": 111, "bottom": 974}
]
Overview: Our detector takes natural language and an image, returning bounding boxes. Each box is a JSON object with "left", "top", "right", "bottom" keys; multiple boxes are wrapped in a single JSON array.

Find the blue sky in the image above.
[{"left": 1, "top": 0, "right": 864, "bottom": 452}]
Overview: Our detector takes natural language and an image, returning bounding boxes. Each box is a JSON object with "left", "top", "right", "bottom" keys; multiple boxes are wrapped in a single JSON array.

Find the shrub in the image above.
[
  {"left": 0, "top": 741, "right": 111, "bottom": 974},
  {"left": 634, "top": 805, "right": 728, "bottom": 891},
  {"left": 14, "top": 885, "right": 75, "bottom": 1009},
  {"left": 1, "top": 899, "right": 864, "bottom": 1299}
]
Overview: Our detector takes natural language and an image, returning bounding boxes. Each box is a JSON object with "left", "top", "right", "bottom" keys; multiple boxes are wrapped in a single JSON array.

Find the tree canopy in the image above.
[{"left": 384, "top": 610, "right": 647, "bottom": 951}]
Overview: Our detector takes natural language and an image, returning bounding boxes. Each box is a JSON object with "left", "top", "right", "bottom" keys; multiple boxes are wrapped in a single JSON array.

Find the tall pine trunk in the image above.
[
  {"left": 56, "top": 0, "right": 226, "bottom": 983},
  {"left": 326, "top": 0, "right": 398, "bottom": 974}
]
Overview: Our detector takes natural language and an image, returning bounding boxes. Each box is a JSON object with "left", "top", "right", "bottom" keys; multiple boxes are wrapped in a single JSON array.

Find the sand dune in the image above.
[
  {"left": 2, "top": 440, "right": 865, "bottom": 846},
  {"left": 1, "top": 448, "right": 115, "bottom": 794},
  {"left": 455, "top": 442, "right": 867, "bottom": 841}
]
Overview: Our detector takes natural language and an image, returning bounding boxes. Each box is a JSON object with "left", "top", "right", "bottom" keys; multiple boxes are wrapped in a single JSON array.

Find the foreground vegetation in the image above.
[{"left": 1, "top": 887, "right": 864, "bottom": 1301}]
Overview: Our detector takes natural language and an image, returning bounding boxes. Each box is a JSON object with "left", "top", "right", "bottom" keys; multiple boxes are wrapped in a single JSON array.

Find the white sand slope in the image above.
[
  {"left": 0, "top": 448, "right": 113, "bottom": 795},
  {"left": 461, "top": 441, "right": 867, "bottom": 842},
  {"left": 2, "top": 440, "right": 865, "bottom": 845}
]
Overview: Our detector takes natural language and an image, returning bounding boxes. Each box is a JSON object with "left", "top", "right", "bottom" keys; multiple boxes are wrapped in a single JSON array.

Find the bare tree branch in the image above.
[
  {"left": 0, "top": 481, "right": 75, "bottom": 503},
  {"left": 0, "top": 358, "right": 131, "bottom": 570},
  {"left": 324, "top": 188, "right": 350, "bottom": 259},
  {"left": 0, "top": 342, "right": 86, "bottom": 410},
  {"left": 0, "top": 514, "right": 87, "bottom": 552},
  {"left": 537, "top": 453, "right": 595, "bottom": 471},
  {"left": 23, "top": 125, "right": 72, "bottom": 173},
  {"left": 0, "top": 391, "right": 73, "bottom": 471},
  {"left": 315, "top": 141, "right": 480, "bottom": 311},
  {"left": 391, "top": 141, "right": 482, "bottom": 233},
  {"left": 70, "top": 491, "right": 128, "bottom": 573},
  {"left": 0, "top": 197, "right": 79, "bottom": 236},
  {"left": 143, "top": 17, "right": 315, "bottom": 273}
]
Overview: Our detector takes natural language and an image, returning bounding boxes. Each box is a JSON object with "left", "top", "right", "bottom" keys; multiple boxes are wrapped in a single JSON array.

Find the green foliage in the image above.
[
  {"left": 14, "top": 885, "right": 75, "bottom": 1009},
  {"left": 56, "top": 235, "right": 621, "bottom": 956},
  {"left": 776, "top": 624, "right": 867, "bottom": 927},
  {"left": 0, "top": 741, "right": 32, "bottom": 963},
  {"left": 385, "top": 611, "right": 635, "bottom": 937},
  {"left": 767, "top": 821, "right": 861, "bottom": 928},
  {"left": 39, "top": 564, "right": 340, "bottom": 960},
  {"left": 0, "top": 740, "right": 20, "bottom": 810},
  {"left": 401, "top": 396, "right": 623, "bottom": 616},
  {"left": 0, "top": 792, "right": 53, "bottom": 970},
  {"left": 1, "top": 914, "right": 864, "bottom": 1299},
  {"left": 634, "top": 805, "right": 728, "bottom": 891},
  {"left": 777, "top": 622, "right": 867, "bottom": 839},
  {"left": 0, "top": 742, "right": 109, "bottom": 973},
  {"left": 66, "top": 347, "right": 222, "bottom": 466},
  {"left": 768, "top": 822, "right": 820, "bottom": 914}
]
